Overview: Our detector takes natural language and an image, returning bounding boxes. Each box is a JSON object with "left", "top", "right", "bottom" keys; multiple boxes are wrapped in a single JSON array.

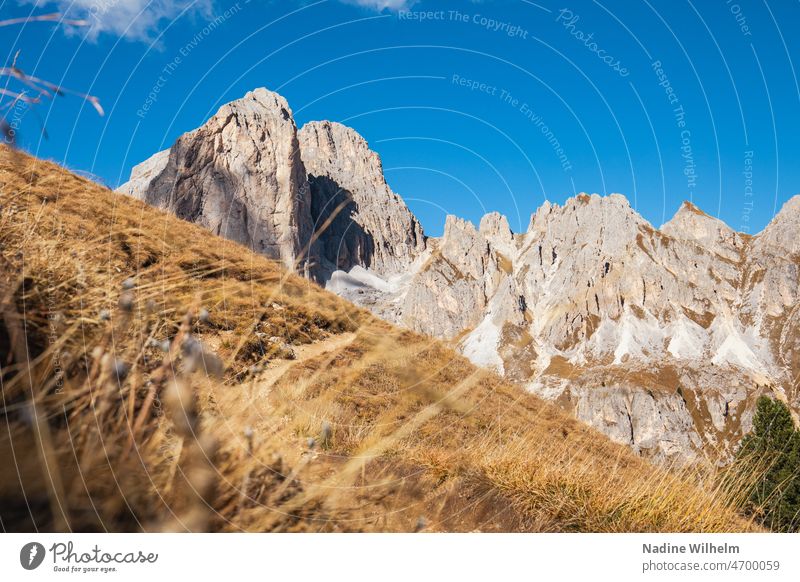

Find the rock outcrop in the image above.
[
  {"left": 119, "top": 88, "right": 312, "bottom": 271},
  {"left": 119, "top": 90, "right": 425, "bottom": 279},
  {"left": 660, "top": 201, "right": 746, "bottom": 263},
  {"left": 299, "top": 121, "right": 425, "bottom": 278},
  {"left": 117, "top": 149, "right": 169, "bottom": 201}
]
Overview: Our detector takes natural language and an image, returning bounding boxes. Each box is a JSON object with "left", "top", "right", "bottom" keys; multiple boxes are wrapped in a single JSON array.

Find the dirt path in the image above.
[{"left": 255, "top": 332, "right": 357, "bottom": 392}]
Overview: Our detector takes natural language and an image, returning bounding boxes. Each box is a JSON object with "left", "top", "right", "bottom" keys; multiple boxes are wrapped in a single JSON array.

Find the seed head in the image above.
[
  {"left": 244, "top": 426, "right": 254, "bottom": 453},
  {"left": 112, "top": 359, "right": 129, "bottom": 382},
  {"left": 118, "top": 292, "right": 135, "bottom": 312},
  {"left": 182, "top": 335, "right": 201, "bottom": 357},
  {"left": 321, "top": 421, "right": 332, "bottom": 448}
]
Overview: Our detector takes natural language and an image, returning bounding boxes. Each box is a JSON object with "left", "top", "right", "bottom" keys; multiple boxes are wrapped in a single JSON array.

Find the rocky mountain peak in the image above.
[
  {"left": 755, "top": 194, "right": 800, "bottom": 255},
  {"left": 300, "top": 120, "right": 383, "bottom": 179},
  {"left": 778, "top": 193, "right": 800, "bottom": 216},
  {"left": 118, "top": 86, "right": 311, "bottom": 271},
  {"left": 233, "top": 87, "right": 293, "bottom": 118},
  {"left": 299, "top": 120, "right": 426, "bottom": 278},
  {"left": 478, "top": 212, "right": 515, "bottom": 263},
  {"left": 661, "top": 201, "right": 745, "bottom": 261},
  {"left": 443, "top": 214, "right": 477, "bottom": 237},
  {"left": 440, "top": 215, "right": 488, "bottom": 280},
  {"left": 118, "top": 89, "right": 426, "bottom": 280},
  {"left": 479, "top": 211, "right": 513, "bottom": 241},
  {"left": 117, "top": 149, "right": 169, "bottom": 200},
  {"left": 525, "top": 193, "right": 647, "bottom": 265},
  {"left": 530, "top": 192, "right": 637, "bottom": 224}
]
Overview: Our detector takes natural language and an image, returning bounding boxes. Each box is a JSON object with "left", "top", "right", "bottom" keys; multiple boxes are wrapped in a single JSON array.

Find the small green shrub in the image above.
[{"left": 736, "top": 396, "right": 800, "bottom": 532}]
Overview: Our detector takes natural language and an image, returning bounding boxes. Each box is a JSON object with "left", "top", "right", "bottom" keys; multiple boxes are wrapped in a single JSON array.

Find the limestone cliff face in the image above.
[
  {"left": 402, "top": 218, "right": 484, "bottom": 339},
  {"left": 298, "top": 120, "right": 426, "bottom": 278},
  {"left": 118, "top": 88, "right": 312, "bottom": 271},
  {"left": 117, "top": 149, "right": 170, "bottom": 201},
  {"left": 336, "top": 192, "right": 800, "bottom": 463},
  {"left": 660, "top": 201, "right": 747, "bottom": 263},
  {"left": 743, "top": 198, "right": 800, "bottom": 417},
  {"left": 401, "top": 214, "right": 520, "bottom": 341},
  {"left": 118, "top": 91, "right": 425, "bottom": 279}
]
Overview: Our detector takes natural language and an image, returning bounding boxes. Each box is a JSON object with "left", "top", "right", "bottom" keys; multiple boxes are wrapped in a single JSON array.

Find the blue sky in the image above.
[{"left": 2, "top": 0, "right": 798, "bottom": 236}]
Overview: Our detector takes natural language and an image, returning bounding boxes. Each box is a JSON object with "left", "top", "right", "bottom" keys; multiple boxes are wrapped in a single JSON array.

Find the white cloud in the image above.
[
  {"left": 22, "top": 0, "right": 214, "bottom": 41},
  {"left": 23, "top": 0, "right": 423, "bottom": 41},
  {"left": 339, "top": 0, "right": 418, "bottom": 11}
]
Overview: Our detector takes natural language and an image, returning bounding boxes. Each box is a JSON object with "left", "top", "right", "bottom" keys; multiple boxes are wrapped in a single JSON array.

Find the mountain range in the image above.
[{"left": 118, "top": 87, "right": 800, "bottom": 462}]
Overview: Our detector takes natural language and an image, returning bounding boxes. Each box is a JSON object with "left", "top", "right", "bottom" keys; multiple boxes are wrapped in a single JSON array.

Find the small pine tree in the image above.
[{"left": 736, "top": 396, "right": 800, "bottom": 532}]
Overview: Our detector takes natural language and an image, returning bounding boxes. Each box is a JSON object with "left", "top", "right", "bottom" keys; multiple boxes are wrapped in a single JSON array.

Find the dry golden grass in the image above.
[{"left": 0, "top": 146, "right": 758, "bottom": 532}]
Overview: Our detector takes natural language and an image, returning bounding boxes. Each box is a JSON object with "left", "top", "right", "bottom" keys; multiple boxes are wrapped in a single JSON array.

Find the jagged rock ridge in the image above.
[{"left": 363, "top": 193, "right": 799, "bottom": 462}]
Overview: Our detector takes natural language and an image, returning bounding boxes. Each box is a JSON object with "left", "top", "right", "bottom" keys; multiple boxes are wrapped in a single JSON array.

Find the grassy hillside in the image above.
[{"left": 0, "top": 146, "right": 756, "bottom": 532}]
